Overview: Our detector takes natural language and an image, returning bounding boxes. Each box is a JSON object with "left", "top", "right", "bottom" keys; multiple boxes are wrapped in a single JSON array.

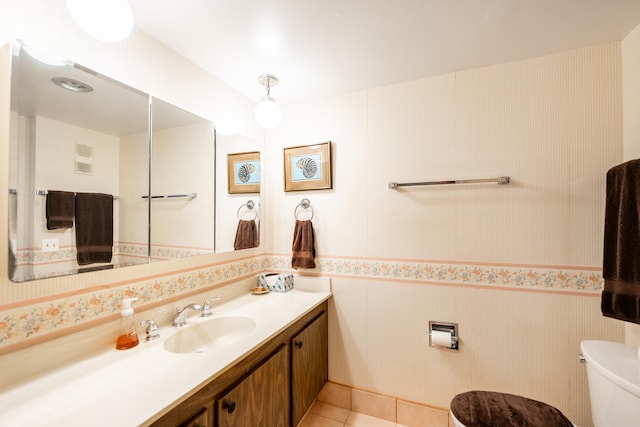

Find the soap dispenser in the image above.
[{"left": 116, "top": 297, "right": 139, "bottom": 350}]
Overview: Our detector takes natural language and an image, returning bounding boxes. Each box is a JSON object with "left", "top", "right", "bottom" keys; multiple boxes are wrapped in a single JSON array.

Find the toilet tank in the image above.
[{"left": 580, "top": 340, "right": 640, "bottom": 427}]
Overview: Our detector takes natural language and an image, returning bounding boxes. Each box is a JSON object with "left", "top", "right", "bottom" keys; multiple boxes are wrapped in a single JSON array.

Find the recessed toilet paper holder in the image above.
[{"left": 429, "top": 321, "right": 459, "bottom": 350}]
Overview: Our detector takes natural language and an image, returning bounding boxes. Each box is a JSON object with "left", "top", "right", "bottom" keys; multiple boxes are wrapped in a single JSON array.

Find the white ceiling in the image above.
[{"left": 127, "top": 0, "right": 640, "bottom": 106}]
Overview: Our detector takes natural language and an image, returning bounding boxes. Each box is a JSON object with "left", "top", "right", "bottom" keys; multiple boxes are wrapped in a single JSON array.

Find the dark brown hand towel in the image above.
[
  {"left": 75, "top": 192, "right": 113, "bottom": 265},
  {"left": 292, "top": 220, "right": 316, "bottom": 269},
  {"left": 46, "top": 190, "right": 75, "bottom": 230},
  {"left": 234, "top": 220, "right": 258, "bottom": 250},
  {"left": 602, "top": 159, "right": 640, "bottom": 324}
]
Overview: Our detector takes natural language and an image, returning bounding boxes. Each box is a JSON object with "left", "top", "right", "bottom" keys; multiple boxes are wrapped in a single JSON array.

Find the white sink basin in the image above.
[{"left": 163, "top": 316, "right": 256, "bottom": 354}]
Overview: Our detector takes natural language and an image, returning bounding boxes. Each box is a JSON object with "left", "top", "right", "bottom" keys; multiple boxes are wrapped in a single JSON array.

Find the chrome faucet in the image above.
[
  {"left": 201, "top": 296, "right": 220, "bottom": 318},
  {"left": 172, "top": 303, "right": 202, "bottom": 327}
]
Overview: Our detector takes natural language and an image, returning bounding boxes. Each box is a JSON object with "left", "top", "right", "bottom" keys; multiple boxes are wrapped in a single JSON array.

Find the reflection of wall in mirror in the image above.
[
  {"left": 118, "top": 129, "right": 150, "bottom": 264},
  {"left": 14, "top": 116, "right": 121, "bottom": 279},
  {"left": 216, "top": 134, "right": 261, "bottom": 253},
  {"left": 150, "top": 121, "right": 215, "bottom": 260}
]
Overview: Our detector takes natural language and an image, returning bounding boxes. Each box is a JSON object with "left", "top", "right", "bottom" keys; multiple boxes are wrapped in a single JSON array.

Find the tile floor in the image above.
[
  {"left": 298, "top": 401, "right": 409, "bottom": 427},
  {"left": 303, "top": 382, "right": 452, "bottom": 427}
]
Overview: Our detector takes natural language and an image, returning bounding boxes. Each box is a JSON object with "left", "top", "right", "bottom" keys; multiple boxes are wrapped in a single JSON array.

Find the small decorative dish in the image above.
[{"left": 250, "top": 287, "right": 269, "bottom": 295}]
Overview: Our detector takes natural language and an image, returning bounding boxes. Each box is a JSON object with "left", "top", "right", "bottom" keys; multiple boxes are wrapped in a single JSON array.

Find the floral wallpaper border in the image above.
[
  {"left": 271, "top": 255, "right": 604, "bottom": 293},
  {"left": 0, "top": 254, "right": 603, "bottom": 350}
]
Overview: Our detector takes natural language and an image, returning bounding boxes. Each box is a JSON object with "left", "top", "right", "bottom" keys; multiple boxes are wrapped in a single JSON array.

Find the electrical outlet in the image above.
[{"left": 42, "top": 238, "right": 59, "bottom": 252}]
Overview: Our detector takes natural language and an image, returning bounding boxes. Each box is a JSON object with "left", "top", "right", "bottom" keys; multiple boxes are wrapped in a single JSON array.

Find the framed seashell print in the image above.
[
  {"left": 227, "top": 151, "right": 261, "bottom": 193},
  {"left": 283, "top": 142, "right": 332, "bottom": 191}
]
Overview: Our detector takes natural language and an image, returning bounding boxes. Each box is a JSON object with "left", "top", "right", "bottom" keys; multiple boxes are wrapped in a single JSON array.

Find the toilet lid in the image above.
[{"left": 450, "top": 391, "right": 573, "bottom": 427}]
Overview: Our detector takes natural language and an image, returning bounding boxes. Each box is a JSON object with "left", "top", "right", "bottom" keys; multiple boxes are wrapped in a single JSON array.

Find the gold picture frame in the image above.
[
  {"left": 227, "top": 151, "right": 260, "bottom": 194},
  {"left": 284, "top": 142, "right": 332, "bottom": 192}
]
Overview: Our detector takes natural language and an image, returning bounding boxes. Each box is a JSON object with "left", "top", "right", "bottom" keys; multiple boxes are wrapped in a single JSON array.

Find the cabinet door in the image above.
[
  {"left": 217, "top": 345, "right": 290, "bottom": 427},
  {"left": 291, "top": 312, "right": 328, "bottom": 426},
  {"left": 178, "top": 407, "right": 211, "bottom": 427}
]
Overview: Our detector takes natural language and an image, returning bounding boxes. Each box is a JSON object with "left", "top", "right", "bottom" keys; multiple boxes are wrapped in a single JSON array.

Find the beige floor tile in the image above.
[
  {"left": 351, "top": 389, "right": 396, "bottom": 422},
  {"left": 318, "top": 382, "right": 352, "bottom": 409},
  {"left": 299, "top": 412, "right": 345, "bottom": 427},
  {"left": 311, "top": 401, "right": 351, "bottom": 423},
  {"left": 397, "top": 400, "right": 449, "bottom": 427},
  {"left": 346, "top": 411, "right": 397, "bottom": 427}
]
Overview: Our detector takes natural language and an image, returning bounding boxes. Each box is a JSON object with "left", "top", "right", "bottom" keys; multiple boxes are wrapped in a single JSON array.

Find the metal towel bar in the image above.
[
  {"left": 294, "top": 198, "right": 314, "bottom": 220},
  {"left": 388, "top": 176, "right": 510, "bottom": 189},
  {"left": 141, "top": 193, "right": 197, "bottom": 199},
  {"left": 237, "top": 200, "right": 259, "bottom": 220},
  {"left": 36, "top": 189, "right": 119, "bottom": 200}
]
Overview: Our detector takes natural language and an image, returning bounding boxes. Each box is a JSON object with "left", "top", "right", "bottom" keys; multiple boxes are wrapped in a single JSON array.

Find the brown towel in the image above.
[
  {"left": 75, "top": 192, "right": 113, "bottom": 265},
  {"left": 450, "top": 391, "right": 573, "bottom": 427},
  {"left": 292, "top": 220, "right": 315, "bottom": 269},
  {"left": 46, "top": 190, "right": 75, "bottom": 230},
  {"left": 234, "top": 220, "right": 258, "bottom": 250},
  {"left": 602, "top": 159, "right": 640, "bottom": 324}
]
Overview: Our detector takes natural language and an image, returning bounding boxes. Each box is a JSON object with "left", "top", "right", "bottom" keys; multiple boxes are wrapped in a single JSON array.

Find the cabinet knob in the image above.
[
  {"left": 295, "top": 340, "right": 303, "bottom": 349},
  {"left": 223, "top": 400, "right": 236, "bottom": 414}
]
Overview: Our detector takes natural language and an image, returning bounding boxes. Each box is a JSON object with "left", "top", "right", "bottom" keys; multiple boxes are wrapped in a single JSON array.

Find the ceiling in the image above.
[{"left": 127, "top": 0, "right": 640, "bottom": 106}]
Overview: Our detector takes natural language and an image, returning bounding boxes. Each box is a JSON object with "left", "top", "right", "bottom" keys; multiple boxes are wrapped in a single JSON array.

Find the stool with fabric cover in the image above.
[{"left": 450, "top": 390, "right": 573, "bottom": 427}]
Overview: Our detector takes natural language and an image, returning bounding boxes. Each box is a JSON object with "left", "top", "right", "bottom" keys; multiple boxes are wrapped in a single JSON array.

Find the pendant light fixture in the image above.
[
  {"left": 254, "top": 74, "right": 282, "bottom": 129},
  {"left": 66, "top": 0, "right": 134, "bottom": 43}
]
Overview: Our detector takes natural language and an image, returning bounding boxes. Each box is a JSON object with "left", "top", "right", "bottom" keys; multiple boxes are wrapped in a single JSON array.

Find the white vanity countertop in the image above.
[{"left": 0, "top": 284, "right": 332, "bottom": 427}]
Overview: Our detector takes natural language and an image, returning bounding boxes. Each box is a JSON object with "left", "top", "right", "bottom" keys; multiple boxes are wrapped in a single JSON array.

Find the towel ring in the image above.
[
  {"left": 237, "top": 200, "right": 259, "bottom": 221},
  {"left": 294, "top": 198, "right": 314, "bottom": 220}
]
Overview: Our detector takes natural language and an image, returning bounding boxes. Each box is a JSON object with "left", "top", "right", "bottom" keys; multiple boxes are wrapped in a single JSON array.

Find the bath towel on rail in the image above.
[
  {"left": 234, "top": 219, "right": 258, "bottom": 250},
  {"left": 46, "top": 190, "right": 75, "bottom": 230},
  {"left": 75, "top": 192, "right": 113, "bottom": 265},
  {"left": 602, "top": 159, "right": 640, "bottom": 324},
  {"left": 292, "top": 220, "right": 316, "bottom": 269}
]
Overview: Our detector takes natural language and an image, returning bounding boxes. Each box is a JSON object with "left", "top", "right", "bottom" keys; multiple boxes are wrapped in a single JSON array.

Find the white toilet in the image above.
[
  {"left": 449, "top": 341, "right": 640, "bottom": 427},
  {"left": 580, "top": 340, "right": 640, "bottom": 427}
]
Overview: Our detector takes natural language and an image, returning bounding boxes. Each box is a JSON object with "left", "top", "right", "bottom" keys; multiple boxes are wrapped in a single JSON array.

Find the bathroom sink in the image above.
[{"left": 163, "top": 316, "right": 256, "bottom": 354}]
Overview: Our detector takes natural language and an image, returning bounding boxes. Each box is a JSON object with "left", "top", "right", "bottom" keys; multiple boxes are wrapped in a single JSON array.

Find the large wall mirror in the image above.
[{"left": 7, "top": 41, "right": 262, "bottom": 282}]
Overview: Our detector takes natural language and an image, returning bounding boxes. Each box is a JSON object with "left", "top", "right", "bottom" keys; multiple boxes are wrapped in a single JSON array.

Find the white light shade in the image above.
[
  {"left": 66, "top": 0, "right": 134, "bottom": 43},
  {"left": 254, "top": 96, "right": 282, "bottom": 129}
]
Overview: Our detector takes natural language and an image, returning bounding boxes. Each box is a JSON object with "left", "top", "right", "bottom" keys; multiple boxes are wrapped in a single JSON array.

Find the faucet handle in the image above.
[
  {"left": 202, "top": 296, "right": 221, "bottom": 317},
  {"left": 140, "top": 319, "right": 160, "bottom": 341}
]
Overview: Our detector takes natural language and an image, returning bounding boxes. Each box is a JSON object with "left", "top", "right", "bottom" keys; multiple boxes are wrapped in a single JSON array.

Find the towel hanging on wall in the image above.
[
  {"left": 75, "top": 192, "right": 114, "bottom": 265},
  {"left": 234, "top": 220, "right": 258, "bottom": 250},
  {"left": 46, "top": 190, "right": 75, "bottom": 230},
  {"left": 292, "top": 220, "right": 316, "bottom": 269},
  {"left": 601, "top": 159, "right": 640, "bottom": 324}
]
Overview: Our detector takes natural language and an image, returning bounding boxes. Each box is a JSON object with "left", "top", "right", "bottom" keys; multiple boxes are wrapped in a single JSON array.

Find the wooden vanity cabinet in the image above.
[
  {"left": 149, "top": 301, "right": 328, "bottom": 427},
  {"left": 179, "top": 407, "right": 211, "bottom": 427},
  {"left": 217, "top": 344, "right": 289, "bottom": 427},
  {"left": 291, "top": 311, "right": 328, "bottom": 426}
]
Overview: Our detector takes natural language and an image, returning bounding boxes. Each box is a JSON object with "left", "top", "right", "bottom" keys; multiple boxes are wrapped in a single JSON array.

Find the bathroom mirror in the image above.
[
  {"left": 8, "top": 42, "right": 151, "bottom": 282},
  {"left": 215, "top": 133, "right": 261, "bottom": 253},
  {"left": 7, "top": 41, "right": 261, "bottom": 282}
]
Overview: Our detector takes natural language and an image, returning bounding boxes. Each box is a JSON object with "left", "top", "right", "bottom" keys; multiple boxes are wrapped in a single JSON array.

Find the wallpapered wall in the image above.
[{"left": 262, "top": 43, "right": 626, "bottom": 427}]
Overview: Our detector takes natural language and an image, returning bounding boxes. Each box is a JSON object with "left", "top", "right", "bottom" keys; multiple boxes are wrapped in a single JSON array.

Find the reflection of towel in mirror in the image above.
[
  {"left": 75, "top": 192, "right": 113, "bottom": 265},
  {"left": 292, "top": 220, "right": 316, "bottom": 269},
  {"left": 234, "top": 220, "right": 258, "bottom": 250},
  {"left": 602, "top": 159, "right": 640, "bottom": 324},
  {"left": 46, "top": 190, "right": 75, "bottom": 230}
]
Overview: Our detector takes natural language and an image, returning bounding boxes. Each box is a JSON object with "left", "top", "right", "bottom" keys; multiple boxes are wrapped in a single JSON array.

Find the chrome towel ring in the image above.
[
  {"left": 237, "top": 200, "right": 259, "bottom": 220},
  {"left": 294, "top": 198, "right": 314, "bottom": 220}
]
